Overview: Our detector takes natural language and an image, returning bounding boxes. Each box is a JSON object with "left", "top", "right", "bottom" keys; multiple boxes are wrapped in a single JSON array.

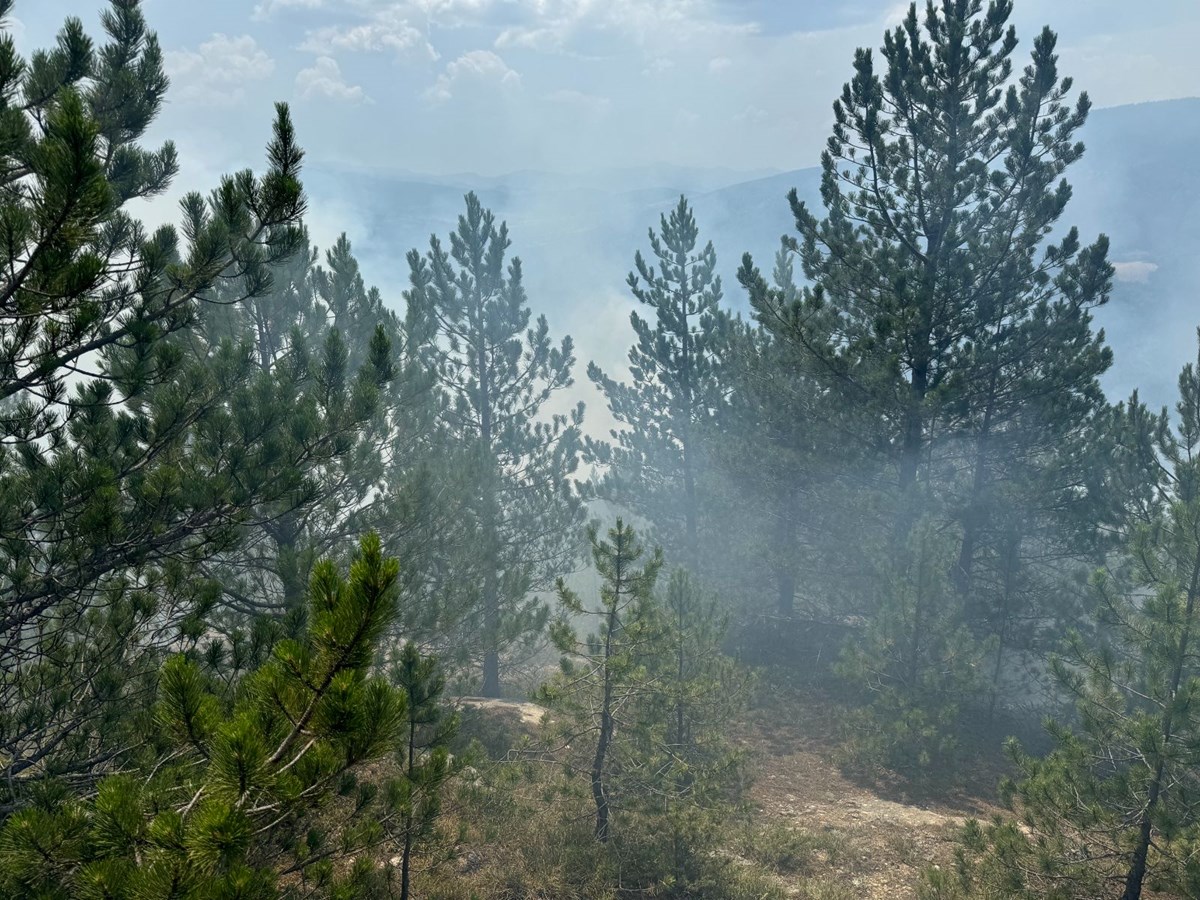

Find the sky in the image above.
[
  {"left": 9, "top": 0, "right": 1200, "bottom": 427},
  {"left": 12, "top": 0, "right": 1200, "bottom": 184}
]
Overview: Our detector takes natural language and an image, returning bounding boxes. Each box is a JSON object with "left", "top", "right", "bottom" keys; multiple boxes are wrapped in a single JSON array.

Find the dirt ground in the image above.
[
  {"left": 740, "top": 684, "right": 1008, "bottom": 899},
  {"left": 434, "top": 683, "right": 1012, "bottom": 899}
]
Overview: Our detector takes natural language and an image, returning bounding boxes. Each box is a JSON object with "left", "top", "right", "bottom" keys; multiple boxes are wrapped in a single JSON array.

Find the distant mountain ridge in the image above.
[{"left": 305, "top": 97, "right": 1200, "bottom": 410}]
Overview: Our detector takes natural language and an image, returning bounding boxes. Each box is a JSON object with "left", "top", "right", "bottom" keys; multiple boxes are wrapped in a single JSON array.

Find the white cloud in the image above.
[
  {"left": 883, "top": 2, "right": 911, "bottom": 28},
  {"left": 1113, "top": 261, "right": 1159, "bottom": 283},
  {"left": 252, "top": 0, "right": 326, "bottom": 22},
  {"left": 295, "top": 57, "right": 370, "bottom": 104},
  {"left": 300, "top": 9, "right": 437, "bottom": 60},
  {"left": 165, "top": 35, "right": 275, "bottom": 107},
  {"left": 708, "top": 56, "right": 732, "bottom": 73},
  {"left": 407, "top": 0, "right": 496, "bottom": 26},
  {"left": 424, "top": 50, "right": 520, "bottom": 104},
  {"left": 495, "top": 25, "right": 560, "bottom": 52},
  {"left": 495, "top": 0, "right": 757, "bottom": 54}
]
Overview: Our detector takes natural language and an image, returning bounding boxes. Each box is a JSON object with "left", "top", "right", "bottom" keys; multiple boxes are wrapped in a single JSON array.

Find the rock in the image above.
[{"left": 457, "top": 849, "right": 484, "bottom": 874}]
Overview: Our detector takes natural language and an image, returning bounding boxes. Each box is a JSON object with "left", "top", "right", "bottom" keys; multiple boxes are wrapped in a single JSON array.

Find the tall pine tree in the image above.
[
  {"left": 0, "top": 0, "right": 308, "bottom": 804},
  {"left": 741, "top": 0, "right": 1116, "bottom": 726},
  {"left": 942, "top": 340, "right": 1200, "bottom": 900},
  {"left": 404, "top": 192, "right": 584, "bottom": 696},
  {"left": 589, "top": 196, "right": 730, "bottom": 573}
]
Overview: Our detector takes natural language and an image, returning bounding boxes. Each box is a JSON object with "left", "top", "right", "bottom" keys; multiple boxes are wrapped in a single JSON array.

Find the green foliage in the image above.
[
  {"left": 588, "top": 196, "right": 732, "bottom": 572},
  {"left": 723, "top": 247, "right": 872, "bottom": 621},
  {"left": 736, "top": 0, "right": 1118, "bottom": 760},
  {"left": 405, "top": 191, "right": 585, "bottom": 696},
  {"left": 193, "top": 230, "right": 407, "bottom": 625},
  {"left": 739, "top": 823, "right": 853, "bottom": 878},
  {"left": 0, "top": 4, "right": 1194, "bottom": 900},
  {"left": 623, "top": 570, "right": 751, "bottom": 889},
  {"left": 838, "top": 523, "right": 985, "bottom": 772},
  {"left": 942, "top": 339, "right": 1200, "bottom": 898},
  {"left": 543, "top": 524, "right": 749, "bottom": 895},
  {"left": 0, "top": 0, "right": 309, "bottom": 805},
  {"left": 387, "top": 642, "right": 459, "bottom": 900},
  {"left": 0, "top": 533, "right": 408, "bottom": 899},
  {"left": 542, "top": 519, "right": 663, "bottom": 844}
]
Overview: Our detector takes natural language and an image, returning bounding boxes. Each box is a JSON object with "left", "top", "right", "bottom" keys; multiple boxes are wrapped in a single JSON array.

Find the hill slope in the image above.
[{"left": 306, "top": 97, "right": 1200, "bottom": 409}]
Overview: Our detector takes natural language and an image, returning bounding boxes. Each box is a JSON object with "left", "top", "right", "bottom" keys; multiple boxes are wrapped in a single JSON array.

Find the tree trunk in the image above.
[
  {"left": 591, "top": 706, "right": 612, "bottom": 842},
  {"left": 987, "top": 530, "right": 1019, "bottom": 722},
  {"left": 1121, "top": 764, "right": 1162, "bottom": 900},
  {"left": 955, "top": 375, "right": 997, "bottom": 622},
  {"left": 774, "top": 507, "right": 797, "bottom": 616},
  {"left": 400, "top": 712, "right": 417, "bottom": 900},
  {"left": 895, "top": 357, "right": 929, "bottom": 548},
  {"left": 1121, "top": 554, "right": 1200, "bottom": 900},
  {"left": 477, "top": 285, "right": 502, "bottom": 697},
  {"left": 593, "top": 538, "right": 625, "bottom": 843},
  {"left": 481, "top": 646, "right": 500, "bottom": 698},
  {"left": 480, "top": 506, "right": 501, "bottom": 697},
  {"left": 592, "top": 623, "right": 615, "bottom": 842}
]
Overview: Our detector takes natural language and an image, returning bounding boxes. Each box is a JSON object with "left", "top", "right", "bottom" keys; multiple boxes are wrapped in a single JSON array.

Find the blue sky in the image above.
[
  {"left": 13, "top": 0, "right": 1200, "bottom": 185},
  {"left": 9, "top": 0, "right": 1200, "bottom": 421}
]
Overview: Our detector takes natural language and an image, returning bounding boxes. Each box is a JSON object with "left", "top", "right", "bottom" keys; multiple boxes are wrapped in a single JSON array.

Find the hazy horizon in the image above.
[{"left": 14, "top": 1, "right": 1200, "bottom": 181}]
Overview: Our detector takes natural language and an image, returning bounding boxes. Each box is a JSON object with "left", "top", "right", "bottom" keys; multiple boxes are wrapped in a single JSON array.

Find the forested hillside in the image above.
[{"left": 3, "top": 2, "right": 1200, "bottom": 899}]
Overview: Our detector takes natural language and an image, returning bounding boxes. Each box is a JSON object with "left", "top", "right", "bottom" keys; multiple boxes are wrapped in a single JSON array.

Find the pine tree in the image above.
[
  {"left": 404, "top": 192, "right": 585, "bottom": 696},
  {"left": 588, "top": 196, "right": 731, "bottom": 572},
  {"left": 837, "top": 521, "right": 984, "bottom": 771},
  {"left": 633, "top": 569, "right": 749, "bottom": 892},
  {"left": 739, "top": 0, "right": 1116, "bottom": 729},
  {"left": 749, "top": 0, "right": 1112, "bottom": 532},
  {"left": 725, "top": 245, "right": 874, "bottom": 622},
  {"left": 388, "top": 641, "right": 458, "bottom": 900},
  {"left": 543, "top": 529, "right": 749, "bottom": 893},
  {"left": 0, "top": 533, "right": 408, "bottom": 900},
  {"left": 191, "top": 230, "right": 401, "bottom": 624},
  {"left": 0, "top": 0, "right": 308, "bottom": 804},
  {"left": 939, "top": 342, "right": 1200, "bottom": 900},
  {"left": 542, "top": 520, "right": 663, "bottom": 843}
]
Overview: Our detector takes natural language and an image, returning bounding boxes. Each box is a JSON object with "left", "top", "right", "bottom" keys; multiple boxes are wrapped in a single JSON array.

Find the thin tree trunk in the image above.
[
  {"left": 1121, "top": 555, "right": 1200, "bottom": 900},
  {"left": 988, "top": 530, "right": 1020, "bottom": 721},
  {"left": 591, "top": 703, "right": 612, "bottom": 842},
  {"left": 895, "top": 357, "right": 929, "bottom": 549},
  {"left": 673, "top": 589, "right": 690, "bottom": 884},
  {"left": 476, "top": 275, "right": 502, "bottom": 698},
  {"left": 400, "top": 715, "right": 416, "bottom": 900},
  {"left": 481, "top": 576, "right": 500, "bottom": 697},
  {"left": 592, "top": 655, "right": 614, "bottom": 843},
  {"left": 955, "top": 374, "right": 997, "bottom": 621},
  {"left": 592, "top": 539, "right": 625, "bottom": 843},
  {"left": 679, "top": 277, "right": 699, "bottom": 572},
  {"left": 775, "top": 506, "right": 797, "bottom": 616}
]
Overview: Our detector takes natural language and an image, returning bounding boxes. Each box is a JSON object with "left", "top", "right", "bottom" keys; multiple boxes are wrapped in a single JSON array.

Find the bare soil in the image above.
[{"left": 740, "top": 683, "right": 1010, "bottom": 898}]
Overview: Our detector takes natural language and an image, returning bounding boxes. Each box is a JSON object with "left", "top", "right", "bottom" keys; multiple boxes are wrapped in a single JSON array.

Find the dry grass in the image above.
[{"left": 389, "top": 679, "right": 1012, "bottom": 899}]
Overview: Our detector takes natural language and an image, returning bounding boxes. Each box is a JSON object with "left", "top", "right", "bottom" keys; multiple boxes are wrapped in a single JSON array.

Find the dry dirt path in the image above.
[{"left": 741, "top": 695, "right": 1002, "bottom": 899}]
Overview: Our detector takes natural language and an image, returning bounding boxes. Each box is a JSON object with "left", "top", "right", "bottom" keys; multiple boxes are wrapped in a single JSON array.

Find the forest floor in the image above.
[
  {"left": 737, "top": 681, "right": 1012, "bottom": 898},
  {"left": 433, "top": 677, "right": 1020, "bottom": 899}
]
